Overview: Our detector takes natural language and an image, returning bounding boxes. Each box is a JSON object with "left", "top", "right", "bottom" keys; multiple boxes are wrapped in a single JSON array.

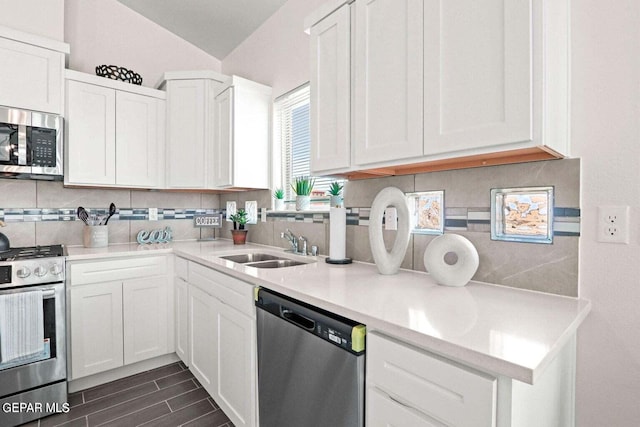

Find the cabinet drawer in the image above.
[
  {"left": 188, "top": 262, "right": 254, "bottom": 317},
  {"left": 367, "top": 332, "right": 496, "bottom": 426},
  {"left": 175, "top": 257, "right": 188, "bottom": 281},
  {"left": 69, "top": 256, "right": 168, "bottom": 286},
  {"left": 367, "top": 387, "right": 441, "bottom": 427}
]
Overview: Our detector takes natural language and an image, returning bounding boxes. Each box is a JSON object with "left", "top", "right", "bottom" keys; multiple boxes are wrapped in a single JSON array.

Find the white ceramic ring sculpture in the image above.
[
  {"left": 423, "top": 234, "right": 479, "bottom": 287},
  {"left": 369, "top": 187, "right": 411, "bottom": 275}
]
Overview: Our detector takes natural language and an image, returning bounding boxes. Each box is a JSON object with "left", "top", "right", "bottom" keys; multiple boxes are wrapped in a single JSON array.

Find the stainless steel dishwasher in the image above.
[{"left": 255, "top": 288, "right": 366, "bottom": 427}]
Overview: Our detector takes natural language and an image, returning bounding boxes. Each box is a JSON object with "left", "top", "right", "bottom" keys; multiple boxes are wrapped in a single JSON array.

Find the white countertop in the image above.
[{"left": 66, "top": 240, "right": 591, "bottom": 384}]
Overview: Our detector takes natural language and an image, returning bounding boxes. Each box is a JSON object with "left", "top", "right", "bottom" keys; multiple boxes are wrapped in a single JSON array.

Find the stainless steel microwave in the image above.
[{"left": 0, "top": 106, "right": 63, "bottom": 180}]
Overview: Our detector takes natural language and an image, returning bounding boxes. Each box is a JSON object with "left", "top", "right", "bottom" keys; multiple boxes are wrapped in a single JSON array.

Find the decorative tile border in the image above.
[
  {"left": 0, "top": 205, "right": 580, "bottom": 237},
  {"left": 0, "top": 208, "right": 224, "bottom": 222},
  {"left": 263, "top": 206, "right": 580, "bottom": 237}
]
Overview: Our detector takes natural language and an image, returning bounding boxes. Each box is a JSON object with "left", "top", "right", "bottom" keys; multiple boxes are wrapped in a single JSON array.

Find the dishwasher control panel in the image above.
[{"left": 256, "top": 287, "right": 366, "bottom": 354}]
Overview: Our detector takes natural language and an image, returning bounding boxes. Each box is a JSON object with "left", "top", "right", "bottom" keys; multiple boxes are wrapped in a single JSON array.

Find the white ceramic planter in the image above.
[
  {"left": 329, "top": 195, "right": 343, "bottom": 208},
  {"left": 296, "top": 195, "right": 311, "bottom": 211},
  {"left": 274, "top": 199, "right": 285, "bottom": 211}
]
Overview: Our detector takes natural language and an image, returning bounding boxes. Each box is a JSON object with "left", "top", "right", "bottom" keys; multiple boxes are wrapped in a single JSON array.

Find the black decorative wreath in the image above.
[{"left": 95, "top": 65, "right": 143, "bottom": 85}]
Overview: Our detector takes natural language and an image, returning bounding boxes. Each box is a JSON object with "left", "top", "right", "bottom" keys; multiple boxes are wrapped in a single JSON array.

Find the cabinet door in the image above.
[
  {"left": 0, "top": 38, "right": 63, "bottom": 114},
  {"left": 70, "top": 281, "right": 123, "bottom": 379},
  {"left": 165, "top": 79, "right": 207, "bottom": 188},
  {"left": 174, "top": 277, "right": 189, "bottom": 366},
  {"left": 122, "top": 276, "right": 169, "bottom": 365},
  {"left": 214, "top": 299, "right": 257, "bottom": 427},
  {"left": 115, "top": 91, "right": 160, "bottom": 187},
  {"left": 213, "top": 87, "right": 233, "bottom": 188},
  {"left": 188, "top": 284, "right": 217, "bottom": 393},
  {"left": 65, "top": 80, "right": 116, "bottom": 185},
  {"left": 367, "top": 387, "right": 442, "bottom": 427},
  {"left": 309, "top": 3, "right": 351, "bottom": 173},
  {"left": 423, "top": 0, "right": 532, "bottom": 155},
  {"left": 367, "top": 332, "right": 496, "bottom": 426},
  {"left": 353, "top": 0, "right": 423, "bottom": 165}
]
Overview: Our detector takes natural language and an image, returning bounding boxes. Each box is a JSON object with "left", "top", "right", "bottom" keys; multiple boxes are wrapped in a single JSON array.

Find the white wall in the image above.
[
  {"left": 222, "top": 0, "right": 326, "bottom": 98},
  {"left": 223, "top": 0, "right": 640, "bottom": 424},
  {"left": 65, "top": 0, "right": 222, "bottom": 88},
  {"left": 572, "top": 0, "right": 640, "bottom": 425},
  {"left": 0, "top": 0, "right": 64, "bottom": 40}
]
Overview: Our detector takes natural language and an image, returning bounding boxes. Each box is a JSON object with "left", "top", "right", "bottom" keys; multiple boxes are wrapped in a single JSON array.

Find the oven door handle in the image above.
[{"left": 41, "top": 288, "right": 56, "bottom": 298}]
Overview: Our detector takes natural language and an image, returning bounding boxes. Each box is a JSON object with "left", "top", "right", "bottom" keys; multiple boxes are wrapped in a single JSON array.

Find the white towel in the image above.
[{"left": 0, "top": 290, "right": 45, "bottom": 363}]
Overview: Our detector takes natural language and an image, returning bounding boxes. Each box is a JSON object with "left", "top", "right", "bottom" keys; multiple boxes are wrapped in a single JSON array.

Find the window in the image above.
[{"left": 273, "top": 83, "right": 344, "bottom": 206}]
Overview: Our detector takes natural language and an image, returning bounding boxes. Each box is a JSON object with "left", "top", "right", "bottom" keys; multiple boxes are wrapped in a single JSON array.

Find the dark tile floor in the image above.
[{"left": 21, "top": 362, "right": 233, "bottom": 427}]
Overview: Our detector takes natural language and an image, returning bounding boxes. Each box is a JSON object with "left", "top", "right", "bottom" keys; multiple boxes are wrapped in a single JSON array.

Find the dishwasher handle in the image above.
[{"left": 281, "top": 308, "right": 316, "bottom": 331}]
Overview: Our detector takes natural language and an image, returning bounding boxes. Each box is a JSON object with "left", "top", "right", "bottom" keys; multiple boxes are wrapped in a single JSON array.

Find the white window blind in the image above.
[{"left": 274, "top": 83, "right": 344, "bottom": 203}]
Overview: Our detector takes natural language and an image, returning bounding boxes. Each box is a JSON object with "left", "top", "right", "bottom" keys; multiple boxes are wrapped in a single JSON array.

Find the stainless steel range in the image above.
[{"left": 0, "top": 245, "right": 67, "bottom": 426}]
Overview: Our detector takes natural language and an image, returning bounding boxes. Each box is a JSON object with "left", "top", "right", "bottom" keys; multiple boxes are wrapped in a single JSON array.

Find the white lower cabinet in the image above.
[
  {"left": 188, "top": 283, "right": 217, "bottom": 390},
  {"left": 215, "top": 299, "right": 255, "bottom": 427},
  {"left": 367, "top": 331, "right": 577, "bottom": 427},
  {"left": 122, "top": 277, "right": 169, "bottom": 364},
  {"left": 180, "top": 259, "right": 257, "bottom": 427},
  {"left": 367, "top": 332, "right": 496, "bottom": 426},
  {"left": 70, "top": 281, "right": 124, "bottom": 379},
  {"left": 174, "top": 276, "right": 190, "bottom": 366},
  {"left": 68, "top": 256, "right": 173, "bottom": 380}
]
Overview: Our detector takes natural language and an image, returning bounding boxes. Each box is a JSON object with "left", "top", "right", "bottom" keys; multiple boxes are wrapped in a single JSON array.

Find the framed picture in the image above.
[
  {"left": 406, "top": 191, "right": 444, "bottom": 235},
  {"left": 491, "top": 186, "right": 554, "bottom": 244}
]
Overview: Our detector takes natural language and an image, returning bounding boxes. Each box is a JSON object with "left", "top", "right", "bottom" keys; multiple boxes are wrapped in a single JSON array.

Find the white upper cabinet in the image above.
[
  {"left": 309, "top": 3, "right": 351, "bottom": 174},
  {"left": 115, "top": 91, "right": 163, "bottom": 187},
  {"left": 213, "top": 76, "right": 271, "bottom": 189},
  {"left": 164, "top": 76, "right": 216, "bottom": 189},
  {"left": 0, "top": 26, "right": 68, "bottom": 114},
  {"left": 65, "top": 80, "right": 116, "bottom": 185},
  {"left": 423, "top": 0, "right": 532, "bottom": 155},
  {"left": 65, "top": 71, "right": 165, "bottom": 188},
  {"left": 353, "top": 0, "right": 424, "bottom": 166},
  {"left": 306, "top": 0, "right": 570, "bottom": 176},
  {"left": 162, "top": 71, "right": 270, "bottom": 190}
]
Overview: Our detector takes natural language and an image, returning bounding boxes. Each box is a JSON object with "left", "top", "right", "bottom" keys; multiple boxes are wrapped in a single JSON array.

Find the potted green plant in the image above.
[
  {"left": 327, "top": 181, "right": 344, "bottom": 207},
  {"left": 273, "top": 188, "right": 285, "bottom": 211},
  {"left": 229, "top": 208, "right": 249, "bottom": 244},
  {"left": 291, "top": 176, "right": 315, "bottom": 211}
]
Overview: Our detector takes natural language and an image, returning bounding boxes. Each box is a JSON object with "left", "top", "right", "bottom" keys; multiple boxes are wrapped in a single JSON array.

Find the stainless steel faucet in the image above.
[
  {"left": 298, "top": 235, "right": 308, "bottom": 256},
  {"left": 281, "top": 229, "right": 298, "bottom": 253}
]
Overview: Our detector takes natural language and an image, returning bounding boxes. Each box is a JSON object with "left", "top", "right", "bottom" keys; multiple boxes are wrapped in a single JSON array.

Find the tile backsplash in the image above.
[
  {"left": 221, "top": 159, "right": 581, "bottom": 297},
  {"left": 0, "top": 158, "right": 580, "bottom": 296}
]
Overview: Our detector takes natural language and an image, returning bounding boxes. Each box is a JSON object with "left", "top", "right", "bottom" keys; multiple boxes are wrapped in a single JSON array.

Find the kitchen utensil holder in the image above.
[{"left": 83, "top": 225, "right": 108, "bottom": 248}]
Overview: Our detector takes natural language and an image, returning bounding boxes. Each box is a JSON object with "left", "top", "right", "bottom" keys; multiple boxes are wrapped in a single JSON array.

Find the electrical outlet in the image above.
[
  {"left": 385, "top": 207, "right": 398, "bottom": 231},
  {"left": 597, "top": 206, "right": 629, "bottom": 244},
  {"left": 148, "top": 208, "right": 158, "bottom": 221}
]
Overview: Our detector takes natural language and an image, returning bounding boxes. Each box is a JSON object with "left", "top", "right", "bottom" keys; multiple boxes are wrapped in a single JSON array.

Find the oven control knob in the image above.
[
  {"left": 34, "top": 266, "right": 48, "bottom": 277},
  {"left": 16, "top": 267, "right": 31, "bottom": 278},
  {"left": 50, "top": 264, "right": 63, "bottom": 275}
]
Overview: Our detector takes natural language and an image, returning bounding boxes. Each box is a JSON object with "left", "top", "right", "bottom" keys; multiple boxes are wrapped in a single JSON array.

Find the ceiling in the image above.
[{"left": 117, "top": 0, "right": 288, "bottom": 59}]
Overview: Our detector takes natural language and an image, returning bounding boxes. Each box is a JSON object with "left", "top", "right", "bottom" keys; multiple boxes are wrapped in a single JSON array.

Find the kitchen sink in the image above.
[
  {"left": 220, "top": 253, "right": 282, "bottom": 263},
  {"left": 245, "top": 259, "right": 309, "bottom": 268}
]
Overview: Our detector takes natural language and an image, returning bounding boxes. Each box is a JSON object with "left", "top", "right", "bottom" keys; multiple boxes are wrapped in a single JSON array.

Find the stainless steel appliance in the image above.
[
  {"left": 0, "top": 106, "right": 63, "bottom": 180},
  {"left": 256, "top": 288, "right": 365, "bottom": 427},
  {"left": 0, "top": 245, "right": 67, "bottom": 426}
]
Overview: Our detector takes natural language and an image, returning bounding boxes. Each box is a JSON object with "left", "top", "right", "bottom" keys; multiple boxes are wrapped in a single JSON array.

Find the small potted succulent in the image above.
[
  {"left": 273, "top": 188, "right": 285, "bottom": 211},
  {"left": 327, "top": 181, "right": 344, "bottom": 208},
  {"left": 229, "top": 208, "right": 249, "bottom": 244},
  {"left": 291, "top": 176, "right": 315, "bottom": 211}
]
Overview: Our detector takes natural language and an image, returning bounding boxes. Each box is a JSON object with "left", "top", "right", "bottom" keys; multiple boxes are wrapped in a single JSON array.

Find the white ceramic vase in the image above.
[
  {"left": 423, "top": 234, "right": 479, "bottom": 287},
  {"left": 368, "top": 187, "right": 411, "bottom": 275}
]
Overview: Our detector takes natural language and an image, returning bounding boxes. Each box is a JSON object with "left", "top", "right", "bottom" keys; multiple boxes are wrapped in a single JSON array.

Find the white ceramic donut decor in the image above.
[
  {"left": 423, "top": 234, "right": 479, "bottom": 287},
  {"left": 369, "top": 187, "right": 411, "bottom": 275}
]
